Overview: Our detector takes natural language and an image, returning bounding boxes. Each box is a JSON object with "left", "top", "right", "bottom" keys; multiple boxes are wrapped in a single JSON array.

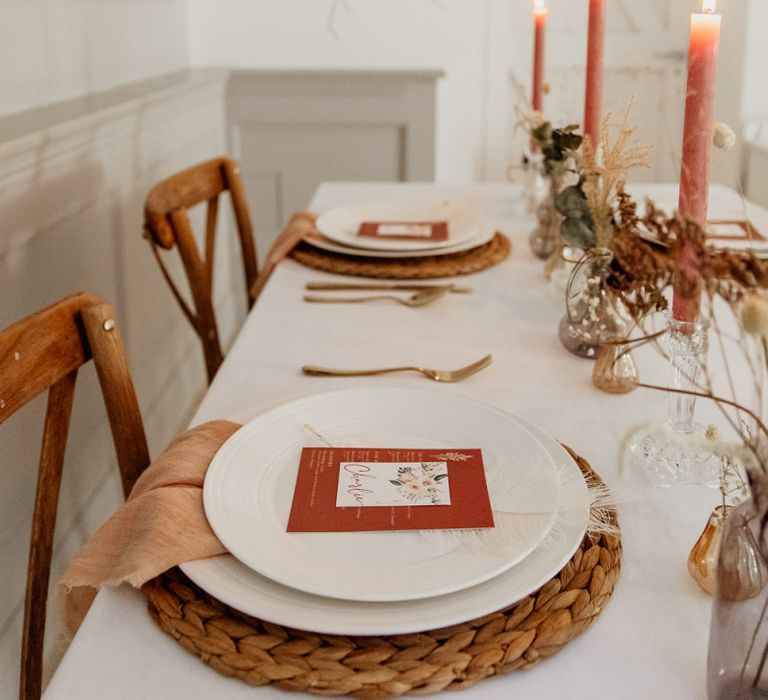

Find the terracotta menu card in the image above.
[
  {"left": 287, "top": 447, "right": 494, "bottom": 533},
  {"left": 707, "top": 220, "right": 765, "bottom": 241},
  {"left": 357, "top": 221, "right": 449, "bottom": 242}
]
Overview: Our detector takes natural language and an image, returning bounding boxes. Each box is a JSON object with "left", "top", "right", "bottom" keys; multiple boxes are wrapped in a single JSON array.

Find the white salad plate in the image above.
[
  {"left": 202, "top": 388, "right": 561, "bottom": 602},
  {"left": 181, "top": 400, "right": 589, "bottom": 636},
  {"left": 304, "top": 225, "right": 496, "bottom": 259},
  {"left": 315, "top": 198, "right": 489, "bottom": 252}
]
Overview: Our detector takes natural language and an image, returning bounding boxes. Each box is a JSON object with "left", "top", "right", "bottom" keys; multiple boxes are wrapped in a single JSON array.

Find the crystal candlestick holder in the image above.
[{"left": 629, "top": 311, "right": 721, "bottom": 487}]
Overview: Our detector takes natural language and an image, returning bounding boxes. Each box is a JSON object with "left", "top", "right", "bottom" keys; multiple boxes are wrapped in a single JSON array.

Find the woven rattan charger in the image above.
[
  {"left": 142, "top": 447, "right": 620, "bottom": 697},
  {"left": 290, "top": 233, "right": 511, "bottom": 280}
]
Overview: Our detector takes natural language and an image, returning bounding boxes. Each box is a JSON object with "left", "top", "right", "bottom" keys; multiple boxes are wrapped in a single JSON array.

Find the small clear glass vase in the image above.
[
  {"left": 529, "top": 174, "right": 562, "bottom": 260},
  {"left": 707, "top": 499, "right": 768, "bottom": 699},
  {"left": 559, "top": 248, "right": 627, "bottom": 359}
]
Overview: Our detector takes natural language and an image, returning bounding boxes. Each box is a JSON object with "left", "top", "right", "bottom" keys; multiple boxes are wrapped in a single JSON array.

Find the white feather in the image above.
[{"left": 421, "top": 452, "right": 620, "bottom": 555}]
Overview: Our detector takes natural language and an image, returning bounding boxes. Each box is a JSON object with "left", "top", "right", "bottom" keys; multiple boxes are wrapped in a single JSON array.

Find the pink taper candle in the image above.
[
  {"left": 674, "top": 0, "right": 721, "bottom": 322},
  {"left": 532, "top": 0, "right": 548, "bottom": 113},
  {"left": 584, "top": 0, "right": 606, "bottom": 146}
]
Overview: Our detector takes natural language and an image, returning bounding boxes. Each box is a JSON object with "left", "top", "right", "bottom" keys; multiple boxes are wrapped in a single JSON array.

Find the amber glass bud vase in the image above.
[
  {"left": 689, "top": 506, "right": 727, "bottom": 595},
  {"left": 592, "top": 343, "right": 639, "bottom": 394}
]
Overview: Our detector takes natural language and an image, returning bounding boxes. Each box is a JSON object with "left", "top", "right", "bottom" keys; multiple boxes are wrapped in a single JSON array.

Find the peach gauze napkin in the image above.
[
  {"left": 250, "top": 211, "right": 319, "bottom": 301},
  {"left": 57, "top": 419, "right": 241, "bottom": 638}
]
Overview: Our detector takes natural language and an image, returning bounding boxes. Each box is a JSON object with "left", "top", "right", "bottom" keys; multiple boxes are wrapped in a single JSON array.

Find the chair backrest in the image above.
[
  {"left": 0, "top": 292, "right": 150, "bottom": 700},
  {"left": 143, "top": 157, "right": 258, "bottom": 383}
]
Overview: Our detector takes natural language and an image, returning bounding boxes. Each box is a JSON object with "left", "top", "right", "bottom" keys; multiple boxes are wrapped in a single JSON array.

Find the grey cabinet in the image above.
[{"left": 225, "top": 69, "right": 441, "bottom": 254}]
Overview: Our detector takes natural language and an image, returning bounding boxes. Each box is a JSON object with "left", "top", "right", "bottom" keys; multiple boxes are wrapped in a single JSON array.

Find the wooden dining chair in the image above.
[
  {"left": 143, "top": 157, "right": 258, "bottom": 383},
  {"left": 0, "top": 292, "right": 150, "bottom": 700}
]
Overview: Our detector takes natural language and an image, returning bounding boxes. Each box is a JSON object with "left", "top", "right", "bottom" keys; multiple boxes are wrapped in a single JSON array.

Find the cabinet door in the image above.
[{"left": 226, "top": 71, "right": 439, "bottom": 255}]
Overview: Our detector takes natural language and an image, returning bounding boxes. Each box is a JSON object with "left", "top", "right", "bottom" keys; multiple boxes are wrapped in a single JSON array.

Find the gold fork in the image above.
[
  {"left": 305, "top": 282, "right": 473, "bottom": 293},
  {"left": 302, "top": 354, "right": 492, "bottom": 383},
  {"left": 303, "top": 287, "right": 449, "bottom": 308}
]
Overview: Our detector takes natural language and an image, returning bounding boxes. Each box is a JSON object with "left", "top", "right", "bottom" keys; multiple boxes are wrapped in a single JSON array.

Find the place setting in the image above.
[
  {"left": 288, "top": 195, "right": 512, "bottom": 280},
  {"left": 137, "top": 386, "right": 620, "bottom": 693},
  {"left": 49, "top": 376, "right": 621, "bottom": 696}
]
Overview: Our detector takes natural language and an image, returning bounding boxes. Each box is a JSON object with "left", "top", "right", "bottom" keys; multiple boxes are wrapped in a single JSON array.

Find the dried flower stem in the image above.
[{"left": 580, "top": 104, "right": 651, "bottom": 248}]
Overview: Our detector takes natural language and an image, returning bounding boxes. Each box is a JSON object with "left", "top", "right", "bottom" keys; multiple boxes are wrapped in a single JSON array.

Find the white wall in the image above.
[
  {"left": 742, "top": 0, "right": 768, "bottom": 124},
  {"left": 187, "top": 0, "right": 487, "bottom": 183},
  {"left": 0, "top": 0, "right": 189, "bottom": 117},
  {"left": 188, "top": 0, "right": 755, "bottom": 189}
]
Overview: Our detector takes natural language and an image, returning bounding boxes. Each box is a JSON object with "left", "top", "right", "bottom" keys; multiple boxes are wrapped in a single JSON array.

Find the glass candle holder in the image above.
[{"left": 629, "top": 311, "right": 721, "bottom": 487}]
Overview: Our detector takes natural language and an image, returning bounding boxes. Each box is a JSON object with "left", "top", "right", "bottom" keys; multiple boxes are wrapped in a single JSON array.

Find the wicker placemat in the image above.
[
  {"left": 142, "top": 447, "right": 620, "bottom": 697},
  {"left": 289, "top": 233, "right": 511, "bottom": 280}
]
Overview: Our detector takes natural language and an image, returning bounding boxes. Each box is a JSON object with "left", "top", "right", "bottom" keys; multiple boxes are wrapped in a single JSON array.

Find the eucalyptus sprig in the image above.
[
  {"left": 532, "top": 122, "right": 583, "bottom": 178},
  {"left": 554, "top": 181, "right": 597, "bottom": 249}
]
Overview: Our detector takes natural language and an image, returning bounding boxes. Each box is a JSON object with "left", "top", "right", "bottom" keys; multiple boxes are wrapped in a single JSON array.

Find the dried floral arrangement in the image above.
[
  {"left": 555, "top": 107, "right": 651, "bottom": 250},
  {"left": 553, "top": 113, "right": 768, "bottom": 686},
  {"left": 608, "top": 202, "right": 768, "bottom": 519},
  {"left": 605, "top": 199, "right": 673, "bottom": 321}
]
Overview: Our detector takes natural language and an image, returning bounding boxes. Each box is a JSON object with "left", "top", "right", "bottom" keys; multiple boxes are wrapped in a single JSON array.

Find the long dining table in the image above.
[{"left": 44, "top": 181, "right": 768, "bottom": 699}]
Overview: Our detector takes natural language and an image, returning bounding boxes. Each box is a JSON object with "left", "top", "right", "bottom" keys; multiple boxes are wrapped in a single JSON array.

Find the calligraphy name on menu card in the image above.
[
  {"left": 287, "top": 447, "right": 494, "bottom": 533},
  {"left": 357, "top": 221, "right": 449, "bottom": 242}
]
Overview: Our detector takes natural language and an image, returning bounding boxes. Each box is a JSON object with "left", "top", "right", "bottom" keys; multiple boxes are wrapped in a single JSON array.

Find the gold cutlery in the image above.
[
  {"left": 306, "top": 282, "right": 472, "bottom": 293},
  {"left": 302, "top": 354, "right": 492, "bottom": 383},
  {"left": 304, "top": 287, "right": 450, "bottom": 308}
]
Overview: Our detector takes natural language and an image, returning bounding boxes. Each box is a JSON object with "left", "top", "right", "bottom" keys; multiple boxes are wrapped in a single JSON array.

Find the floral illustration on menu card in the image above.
[
  {"left": 335, "top": 461, "right": 451, "bottom": 508},
  {"left": 389, "top": 463, "right": 449, "bottom": 505},
  {"left": 432, "top": 452, "right": 473, "bottom": 462}
]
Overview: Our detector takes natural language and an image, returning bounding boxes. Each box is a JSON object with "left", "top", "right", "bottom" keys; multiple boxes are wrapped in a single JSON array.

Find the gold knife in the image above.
[{"left": 305, "top": 282, "right": 472, "bottom": 293}]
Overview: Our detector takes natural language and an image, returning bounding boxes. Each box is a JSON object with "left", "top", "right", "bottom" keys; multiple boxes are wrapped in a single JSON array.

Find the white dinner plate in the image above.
[
  {"left": 203, "top": 388, "right": 561, "bottom": 602},
  {"left": 181, "top": 410, "right": 589, "bottom": 636},
  {"left": 304, "top": 225, "right": 497, "bottom": 259},
  {"left": 315, "top": 198, "right": 489, "bottom": 252}
]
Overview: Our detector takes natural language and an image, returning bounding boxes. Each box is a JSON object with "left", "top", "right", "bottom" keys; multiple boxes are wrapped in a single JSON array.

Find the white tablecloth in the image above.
[{"left": 45, "top": 182, "right": 768, "bottom": 699}]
